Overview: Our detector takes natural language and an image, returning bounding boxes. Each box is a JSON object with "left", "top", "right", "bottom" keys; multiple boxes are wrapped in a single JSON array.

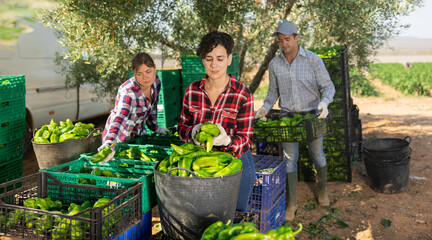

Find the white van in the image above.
[{"left": 0, "top": 21, "right": 113, "bottom": 152}]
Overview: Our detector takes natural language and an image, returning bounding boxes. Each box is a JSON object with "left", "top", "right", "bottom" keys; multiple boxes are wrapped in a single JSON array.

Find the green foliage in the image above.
[
  {"left": 369, "top": 63, "right": 432, "bottom": 96},
  {"left": 253, "top": 85, "right": 268, "bottom": 100},
  {"left": 37, "top": 0, "right": 424, "bottom": 100},
  {"left": 350, "top": 68, "right": 378, "bottom": 97}
]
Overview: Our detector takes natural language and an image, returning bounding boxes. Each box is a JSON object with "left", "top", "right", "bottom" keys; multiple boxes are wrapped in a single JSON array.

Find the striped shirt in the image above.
[
  {"left": 178, "top": 74, "right": 254, "bottom": 158},
  {"left": 102, "top": 75, "right": 161, "bottom": 147},
  {"left": 263, "top": 46, "right": 335, "bottom": 112}
]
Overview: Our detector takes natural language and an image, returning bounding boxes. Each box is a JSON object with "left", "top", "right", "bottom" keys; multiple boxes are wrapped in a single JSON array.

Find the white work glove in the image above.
[
  {"left": 317, "top": 102, "right": 329, "bottom": 119},
  {"left": 191, "top": 123, "right": 203, "bottom": 146},
  {"left": 97, "top": 143, "right": 109, "bottom": 152},
  {"left": 255, "top": 107, "right": 269, "bottom": 119},
  {"left": 154, "top": 126, "right": 170, "bottom": 135},
  {"left": 212, "top": 124, "right": 231, "bottom": 146}
]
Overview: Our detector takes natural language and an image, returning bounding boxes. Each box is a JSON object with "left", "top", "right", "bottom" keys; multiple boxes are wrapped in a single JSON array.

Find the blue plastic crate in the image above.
[
  {"left": 249, "top": 155, "right": 286, "bottom": 212},
  {"left": 115, "top": 210, "right": 152, "bottom": 240},
  {"left": 253, "top": 191, "right": 285, "bottom": 233}
]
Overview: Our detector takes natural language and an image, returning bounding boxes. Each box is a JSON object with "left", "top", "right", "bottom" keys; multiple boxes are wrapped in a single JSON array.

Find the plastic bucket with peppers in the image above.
[
  {"left": 154, "top": 161, "right": 242, "bottom": 240},
  {"left": 32, "top": 128, "right": 102, "bottom": 170}
]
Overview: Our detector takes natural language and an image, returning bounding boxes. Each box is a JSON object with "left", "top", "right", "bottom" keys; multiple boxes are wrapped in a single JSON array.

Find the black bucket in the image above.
[
  {"left": 362, "top": 136, "right": 411, "bottom": 162},
  {"left": 154, "top": 162, "right": 242, "bottom": 240},
  {"left": 362, "top": 136, "right": 412, "bottom": 193}
]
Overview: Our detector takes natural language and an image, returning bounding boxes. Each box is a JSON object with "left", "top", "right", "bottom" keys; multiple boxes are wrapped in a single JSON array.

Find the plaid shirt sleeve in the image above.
[
  {"left": 178, "top": 75, "right": 254, "bottom": 158},
  {"left": 102, "top": 91, "right": 133, "bottom": 146}
]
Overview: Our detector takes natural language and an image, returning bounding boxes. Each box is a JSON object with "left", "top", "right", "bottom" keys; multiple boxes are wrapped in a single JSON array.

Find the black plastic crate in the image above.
[
  {"left": 249, "top": 155, "right": 286, "bottom": 213},
  {"left": 0, "top": 172, "right": 142, "bottom": 240},
  {"left": 253, "top": 110, "right": 332, "bottom": 143}
]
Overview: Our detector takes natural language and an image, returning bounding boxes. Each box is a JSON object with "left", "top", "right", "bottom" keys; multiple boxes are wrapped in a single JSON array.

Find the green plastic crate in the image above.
[
  {"left": 0, "top": 137, "right": 22, "bottom": 162},
  {"left": 122, "top": 134, "right": 182, "bottom": 146},
  {"left": 181, "top": 54, "right": 239, "bottom": 75},
  {"left": 157, "top": 69, "right": 181, "bottom": 89},
  {"left": 0, "top": 156, "right": 23, "bottom": 184},
  {"left": 40, "top": 158, "right": 157, "bottom": 213},
  {"left": 0, "top": 96, "right": 26, "bottom": 122},
  {"left": 0, "top": 172, "right": 142, "bottom": 240},
  {"left": 0, "top": 117, "right": 26, "bottom": 143},
  {"left": 0, "top": 75, "right": 26, "bottom": 102}
]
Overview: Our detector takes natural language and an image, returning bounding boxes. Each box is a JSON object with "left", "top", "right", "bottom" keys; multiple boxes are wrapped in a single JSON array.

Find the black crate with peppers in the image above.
[{"left": 253, "top": 109, "right": 332, "bottom": 143}]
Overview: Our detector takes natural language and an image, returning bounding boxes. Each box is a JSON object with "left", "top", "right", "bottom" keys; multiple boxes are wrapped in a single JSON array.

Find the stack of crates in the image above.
[
  {"left": 180, "top": 54, "right": 240, "bottom": 99},
  {"left": 0, "top": 75, "right": 26, "bottom": 184},
  {"left": 298, "top": 46, "right": 354, "bottom": 182},
  {"left": 248, "top": 155, "right": 286, "bottom": 232}
]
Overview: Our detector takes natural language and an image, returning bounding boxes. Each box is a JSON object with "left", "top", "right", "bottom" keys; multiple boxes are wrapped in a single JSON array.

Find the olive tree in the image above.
[{"left": 38, "top": 0, "right": 423, "bottom": 99}]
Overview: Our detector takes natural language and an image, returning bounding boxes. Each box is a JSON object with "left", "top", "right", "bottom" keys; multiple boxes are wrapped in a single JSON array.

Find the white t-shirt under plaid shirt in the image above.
[{"left": 263, "top": 46, "right": 335, "bottom": 112}]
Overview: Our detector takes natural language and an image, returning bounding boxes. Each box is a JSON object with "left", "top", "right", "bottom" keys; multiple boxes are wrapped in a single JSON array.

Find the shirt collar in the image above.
[
  {"left": 199, "top": 73, "right": 237, "bottom": 92},
  {"left": 279, "top": 45, "right": 306, "bottom": 62}
]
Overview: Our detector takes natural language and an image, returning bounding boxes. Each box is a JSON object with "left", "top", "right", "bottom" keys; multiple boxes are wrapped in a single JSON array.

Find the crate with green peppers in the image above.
[
  {"left": 32, "top": 118, "right": 100, "bottom": 144},
  {"left": 200, "top": 220, "right": 302, "bottom": 239},
  {"left": 253, "top": 109, "right": 332, "bottom": 143},
  {"left": 0, "top": 172, "right": 142, "bottom": 240},
  {"left": 39, "top": 157, "right": 157, "bottom": 213},
  {"left": 82, "top": 143, "right": 173, "bottom": 170}
]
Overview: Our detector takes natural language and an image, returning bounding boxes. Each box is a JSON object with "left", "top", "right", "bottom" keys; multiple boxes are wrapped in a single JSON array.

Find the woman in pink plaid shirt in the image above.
[{"left": 100, "top": 53, "right": 169, "bottom": 151}]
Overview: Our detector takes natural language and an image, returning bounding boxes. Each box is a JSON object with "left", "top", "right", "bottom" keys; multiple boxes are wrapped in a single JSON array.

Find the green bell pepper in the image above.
[
  {"left": 201, "top": 122, "right": 220, "bottom": 136},
  {"left": 59, "top": 132, "right": 76, "bottom": 142}
]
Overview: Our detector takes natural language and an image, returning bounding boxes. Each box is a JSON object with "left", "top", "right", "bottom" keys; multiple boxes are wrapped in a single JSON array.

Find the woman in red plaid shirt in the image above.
[{"left": 178, "top": 32, "right": 255, "bottom": 212}]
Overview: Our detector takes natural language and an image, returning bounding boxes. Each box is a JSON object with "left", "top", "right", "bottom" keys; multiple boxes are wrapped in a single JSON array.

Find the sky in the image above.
[{"left": 397, "top": 0, "right": 432, "bottom": 38}]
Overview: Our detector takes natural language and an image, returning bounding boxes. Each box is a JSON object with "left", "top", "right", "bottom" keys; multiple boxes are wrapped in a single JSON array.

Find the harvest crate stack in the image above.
[
  {"left": 181, "top": 54, "right": 240, "bottom": 99},
  {"left": 0, "top": 75, "right": 26, "bottom": 184},
  {"left": 298, "top": 46, "right": 358, "bottom": 182},
  {"left": 248, "top": 155, "right": 286, "bottom": 232}
]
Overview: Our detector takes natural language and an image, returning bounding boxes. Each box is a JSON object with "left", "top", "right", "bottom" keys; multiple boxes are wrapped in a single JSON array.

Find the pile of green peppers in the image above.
[
  {"left": 33, "top": 118, "right": 98, "bottom": 143},
  {"left": 0, "top": 197, "right": 119, "bottom": 239},
  {"left": 115, "top": 146, "right": 156, "bottom": 161},
  {"left": 201, "top": 221, "right": 303, "bottom": 240},
  {"left": 255, "top": 114, "right": 315, "bottom": 127},
  {"left": 78, "top": 167, "right": 135, "bottom": 185},
  {"left": 195, "top": 122, "right": 221, "bottom": 152},
  {"left": 156, "top": 142, "right": 242, "bottom": 177}
]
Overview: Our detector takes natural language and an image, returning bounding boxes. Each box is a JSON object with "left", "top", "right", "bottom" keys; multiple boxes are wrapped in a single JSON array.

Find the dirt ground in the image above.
[{"left": 21, "top": 83, "right": 432, "bottom": 239}]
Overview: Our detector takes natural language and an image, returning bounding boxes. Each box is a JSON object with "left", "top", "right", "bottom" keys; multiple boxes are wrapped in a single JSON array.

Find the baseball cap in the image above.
[{"left": 272, "top": 21, "right": 298, "bottom": 36}]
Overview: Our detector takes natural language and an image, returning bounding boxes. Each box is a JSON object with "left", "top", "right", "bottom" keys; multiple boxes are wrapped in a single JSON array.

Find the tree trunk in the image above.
[
  {"left": 248, "top": 40, "right": 279, "bottom": 93},
  {"left": 247, "top": 0, "right": 296, "bottom": 93}
]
